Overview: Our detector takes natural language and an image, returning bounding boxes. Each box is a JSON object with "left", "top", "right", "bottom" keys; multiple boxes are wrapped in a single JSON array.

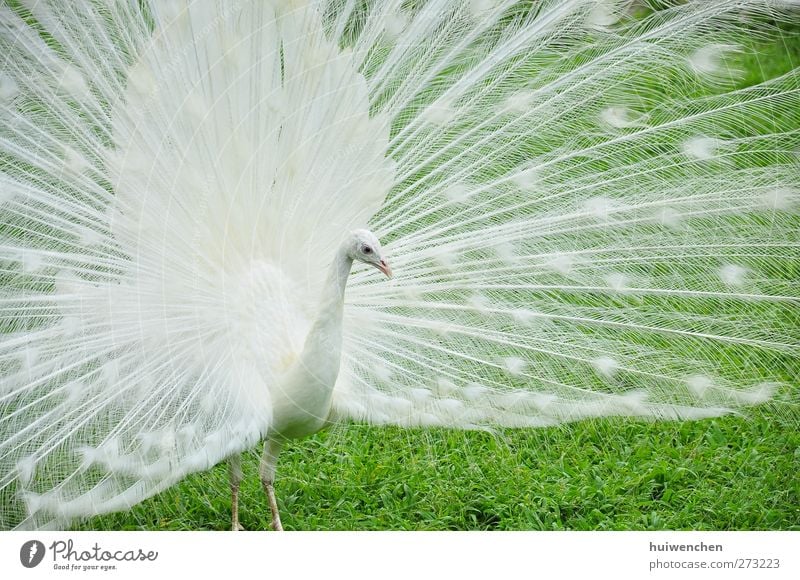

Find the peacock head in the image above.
[{"left": 348, "top": 229, "right": 392, "bottom": 278}]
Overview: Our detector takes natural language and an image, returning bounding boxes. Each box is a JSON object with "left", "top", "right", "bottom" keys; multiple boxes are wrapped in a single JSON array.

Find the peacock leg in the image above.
[
  {"left": 260, "top": 438, "right": 284, "bottom": 531},
  {"left": 229, "top": 454, "right": 245, "bottom": 531}
]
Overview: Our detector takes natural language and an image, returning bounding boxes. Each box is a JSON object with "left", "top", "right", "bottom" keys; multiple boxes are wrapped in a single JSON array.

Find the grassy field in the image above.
[
  {"left": 66, "top": 10, "right": 800, "bottom": 533},
  {"left": 76, "top": 408, "right": 799, "bottom": 531}
]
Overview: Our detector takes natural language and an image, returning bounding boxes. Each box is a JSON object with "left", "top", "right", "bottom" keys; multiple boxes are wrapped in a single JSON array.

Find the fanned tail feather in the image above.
[
  {"left": 0, "top": 0, "right": 797, "bottom": 529},
  {"left": 335, "top": 0, "right": 799, "bottom": 426}
]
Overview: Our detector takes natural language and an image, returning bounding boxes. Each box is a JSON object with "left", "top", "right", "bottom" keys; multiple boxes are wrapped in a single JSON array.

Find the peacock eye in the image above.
[{"left": 363, "top": 246, "right": 372, "bottom": 254}]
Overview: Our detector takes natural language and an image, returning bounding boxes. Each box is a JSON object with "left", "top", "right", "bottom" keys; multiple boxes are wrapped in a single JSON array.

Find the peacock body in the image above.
[{"left": 0, "top": 0, "right": 798, "bottom": 529}]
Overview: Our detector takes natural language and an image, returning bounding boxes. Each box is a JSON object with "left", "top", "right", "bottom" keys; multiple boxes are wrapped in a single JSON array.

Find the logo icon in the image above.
[{"left": 20, "top": 540, "right": 45, "bottom": 568}]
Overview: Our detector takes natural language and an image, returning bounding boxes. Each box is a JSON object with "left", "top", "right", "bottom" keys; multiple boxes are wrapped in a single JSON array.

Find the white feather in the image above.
[{"left": 0, "top": 0, "right": 797, "bottom": 530}]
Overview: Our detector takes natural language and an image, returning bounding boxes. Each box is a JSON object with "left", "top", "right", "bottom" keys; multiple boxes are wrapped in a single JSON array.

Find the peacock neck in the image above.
[
  {"left": 318, "top": 244, "right": 353, "bottom": 328},
  {"left": 269, "top": 244, "right": 353, "bottom": 440},
  {"left": 298, "top": 243, "right": 353, "bottom": 378}
]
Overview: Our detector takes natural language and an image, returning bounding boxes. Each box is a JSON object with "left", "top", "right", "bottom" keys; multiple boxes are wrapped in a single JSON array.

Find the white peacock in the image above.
[{"left": 0, "top": 0, "right": 797, "bottom": 530}]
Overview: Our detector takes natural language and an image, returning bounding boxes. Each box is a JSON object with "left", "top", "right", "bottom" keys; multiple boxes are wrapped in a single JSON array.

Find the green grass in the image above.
[{"left": 76, "top": 409, "right": 799, "bottom": 530}]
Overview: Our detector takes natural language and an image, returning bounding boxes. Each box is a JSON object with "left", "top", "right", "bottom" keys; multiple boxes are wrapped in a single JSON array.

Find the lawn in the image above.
[{"left": 75, "top": 408, "right": 798, "bottom": 530}]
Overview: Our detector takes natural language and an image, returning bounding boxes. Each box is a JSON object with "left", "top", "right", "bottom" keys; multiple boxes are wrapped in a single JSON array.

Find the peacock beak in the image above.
[{"left": 377, "top": 259, "right": 392, "bottom": 279}]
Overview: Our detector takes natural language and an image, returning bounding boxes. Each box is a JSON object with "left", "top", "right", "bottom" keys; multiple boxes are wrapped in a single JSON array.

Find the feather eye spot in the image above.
[
  {"left": 583, "top": 196, "right": 618, "bottom": 221},
  {"left": 373, "top": 364, "right": 392, "bottom": 382},
  {"left": 760, "top": 187, "right": 796, "bottom": 211},
  {"left": 504, "top": 356, "right": 526, "bottom": 376},
  {"left": 501, "top": 91, "right": 533, "bottom": 113},
  {"left": 436, "top": 377, "right": 458, "bottom": 396},
  {"left": 511, "top": 308, "right": 535, "bottom": 324},
  {"left": 410, "top": 388, "right": 432, "bottom": 403},
  {"left": 604, "top": 272, "right": 629, "bottom": 293},
  {"left": 469, "top": 0, "right": 499, "bottom": 17},
  {"left": 592, "top": 356, "right": 618, "bottom": 378},
  {"left": 511, "top": 166, "right": 540, "bottom": 190},
  {"left": 688, "top": 44, "right": 740, "bottom": 77},
  {"left": 438, "top": 398, "right": 464, "bottom": 414},
  {"left": 384, "top": 12, "right": 409, "bottom": 38},
  {"left": 687, "top": 374, "right": 713, "bottom": 397},
  {"left": 544, "top": 253, "right": 575, "bottom": 275},
  {"left": 16, "top": 456, "right": 36, "bottom": 487},
  {"left": 0, "top": 72, "right": 19, "bottom": 101},
  {"left": 59, "top": 64, "right": 90, "bottom": 98},
  {"left": 587, "top": 1, "right": 623, "bottom": 29},
  {"left": 20, "top": 250, "right": 44, "bottom": 273},
  {"left": 462, "top": 383, "right": 488, "bottom": 400},
  {"left": 719, "top": 264, "right": 747, "bottom": 286},
  {"left": 442, "top": 183, "right": 472, "bottom": 203},
  {"left": 682, "top": 136, "right": 724, "bottom": 161},
  {"left": 421, "top": 98, "right": 456, "bottom": 125},
  {"left": 655, "top": 207, "right": 682, "bottom": 229},
  {"left": 599, "top": 106, "right": 642, "bottom": 129}
]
